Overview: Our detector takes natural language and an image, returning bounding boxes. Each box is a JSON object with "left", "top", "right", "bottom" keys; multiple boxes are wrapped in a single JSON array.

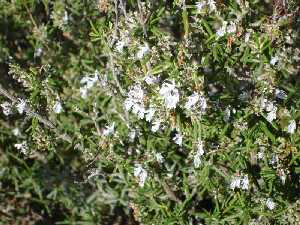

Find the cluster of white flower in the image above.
[
  {"left": 159, "top": 80, "right": 180, "bottom": 109},
  {"left": 196, "top": 0, "right": 217, "bottom": 13},
  {"left": 184, "top": 92, "right": 207, "bottom": 113},
  {"left": 260, "top": 98, "right": 277, "bottom": 123},
  {"left": 80, "top": 71, "right": 99, "bottom": 98},
  {"left": 230, "top": 174, "right": 249, "bottom": 190},
  {"left": 134, "top": 164, "right": 148, "bottom": 187},
  {"left": 216, "top": 21, "right": 237, "bottom": 38},
  {"left": 265, "top": 198, "right": 276, "bottom": 210},
  {"left": 14, "top": 141, "right": 28, "bottom": 155},
  {"left": 124, "top": 84, "right": 146, "bottom": 119}
]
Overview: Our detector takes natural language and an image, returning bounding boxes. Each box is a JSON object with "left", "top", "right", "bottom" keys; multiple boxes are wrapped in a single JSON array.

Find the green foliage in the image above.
[{"left": 0, "top": 0, "right": 300, "bottom": 224}]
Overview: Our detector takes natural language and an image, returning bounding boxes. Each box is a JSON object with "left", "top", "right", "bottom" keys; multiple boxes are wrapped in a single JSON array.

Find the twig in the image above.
[{"left": 0, "top": 84, "right": 72, "bottom": 143}]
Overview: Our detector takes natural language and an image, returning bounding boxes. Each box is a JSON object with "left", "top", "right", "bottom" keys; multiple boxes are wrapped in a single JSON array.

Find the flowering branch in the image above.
[{"left": 0, "top": 83, "right": 72, "bottom": 143}]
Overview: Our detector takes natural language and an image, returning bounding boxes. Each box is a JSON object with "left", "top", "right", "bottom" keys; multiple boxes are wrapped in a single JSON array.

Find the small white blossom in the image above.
[
  {"left": 266, "top": 107, "right": 277, "bottom": 122},
  {"left": 151, "top": 120, "right": 161, "bottom": 133},
  {"left": 145, "top": 108, "right": 155, "bottom": 122},
  {"left": 265, "top": 198, "right": 276, "bottom": 210},
  {"left": 155, "top": 153, "right": 164, "bottom": 163},
  {"left": 159, "top": 80, "right": 180, "bottom": 109},
  {"left": 53, "top": 101, "right": 63, "bottom": 114},
  {"left": 207, "top": 0, "right": 217, "bottom": 12},
  {"left": 16, "top": 99, "right": 26, "bottom": 114},
  {"left": 270, "top": 56, "right": 279, "bottom": 65},
  {"left": 230, "top": 176, "right": 241, "bottom": 190},
  {"left": 185, "top": 93, "right": 199, "bottom": 110},
  {"left": 80, "top": 72, "right": 98, "bottom": 98},
  {"left": 115, "top": 40, "right": 126, "bottom": 53},
  {"left": 173, "top": 133, "right": 183, "bottom": 146},
  {"left": 128, "top": 129, "right": 137, "bottom": 142},
  {"left": 102, "top": 122, "right": 115, "bottom": 136},
  {"left": 196, "top": 1, "right": 206, "bottom": 12},
  {"left": 264, "top": 101, "right": 277, "bottom": 122},
  {"left": 245, "top": 32, "right": 250, "bottom": 42},
  {"left": 62, "top": 11, "right": 69, "bottom": 24},
  {"left": 287, "top": 120, "right": 296, "bottom": 134},
  {"left": 230, "top": 174, "right": 249, "bottom": 190},
  {"left": 275, "top": 89, "right": 287, "bottom": 100},
  {"left": 193, "top": 140, "right": 205, "bottom": 168},
  {"left": 223, "top": 107, "right": 231, "bottom": 122},
  {"left": 12, "top": 128, "right": 20, "bottom": 136},
  {"left": 34, "top": 47, "right": 43, "bottom": 57},
  {"left": 1, "top": 101, "right": 12, "bottom": 116},
  {"left": 134, "top": 164, "right": 148, "bottom": 187},
  {"left": 14, "top": 141, "right": 28, "bottom": 155},
  {"left": 144, "top": 75, "right": 160, "bottom": 85},
  {"left": 227, "top": 21, "right": 237, "bottom": 33},
  {"left": 136, "top": 43, "right": 150, "bottom": 59},
  {"left": 216, "top": 21, "right": 227, "bottom": 38},
  {"left": 278, "top": 169, "right": 287, "bottom": 184},
  {"left": 124, "top": 84, "right": 146, "bottom": 119},
  {"left": 241, "top": 175, "right": 249, "bottom": 190}
]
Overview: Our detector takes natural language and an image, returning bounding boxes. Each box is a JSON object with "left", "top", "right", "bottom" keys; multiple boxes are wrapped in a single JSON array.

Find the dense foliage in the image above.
[{"left": 0, "top": 0, "right": 300, "bottom": 224}]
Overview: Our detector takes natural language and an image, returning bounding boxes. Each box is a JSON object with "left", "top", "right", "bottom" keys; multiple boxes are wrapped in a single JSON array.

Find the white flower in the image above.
[
  {"left": 230, "top": 176, "right": 241, "bottom": 190},
  {"left": 275, "top": 89, "right": 287, "bottom": 100},
  {"left": 196, "top": 1, "right": 206, "bottom": 12},
  {"left": 230, "top": 174, "right": 249, "bottom": 190},
  {"left": 80, "top": 72, "right": 98, "bottom": 98},
  {"left": 34, "top": 47, "right": 43, "bottom": 57},
  {"left": 144, "top": 75, "right": 159, "bottom": 85},
  {"left": 241, "top": 175, "right": 249, "bottom": 190},
  {"left": 12, "top": 128, "right": 20, "bottom": 136},
  {"left": 199, "top": 96, "right": 207, "bottom": 113},
  {"left": 103, "top": 122, "right": 115, "bottom": 136},
  {"left": 1, "top": 101, "right": 12, "bottom": 116},
  {"left": 53, "top": 101, "right": 63, "bottom": 114},
  {"left": 16, "top": 99, "right": 26, "bottom": 114},
  {"left": 287, "top": 120, "right": 296, "bottom": 134},
  {"left": 128, "top": 129, "right": 137, "bottom": 142},
  {"left": 136, "top": 43, "right": 150, "bottom": 59},
  {"left": 216, "top": 21, "right": 227, "bottom": 38},
  {"left": 270, "top": 56, "right": 279, "bottom": 65},
  {"left": 159, "top": 80, "right": 180, "bottom": 109},
  {"left": 63, "top": 11, "right": 69, "bottom": 24},
  {"left": 185, "top": 93, "right": 199, "bottom": 110},
  {"left": 80, "top": 73, "right": 98, "bottom": 89},
  {"left": 145, "top": 108, "right": 155, "bottom": 122},
  {"left": 14, "top": 141, "right": 28, "bottom": 155},
  {"left": 266, "top": 107, "right": 277, "bottom": 122},
  {"left": 245, "top": 32, "right": 250, "bottom": 42},
  {"left": 194, "top": 140, "right": 205, "bottom": 168},
  {"left": 151, "top": 120, "right": 161, "bottom": 133},
  {"left": 134, "top": 164, "right": 148, "bottom": 187},
  {"left": 223, "top": 107, "right": 231, "bottom": 122},
  {"left": 173, "top": 133, "right": 183, "bottom": 146},
  {"left": 207, "top": 0, "right": 217, "bottom": 12},
  {"left": 155, "top": 153, "right": 164, "bottom": 163},
  {"left": 115, "top": 40, "right": 126, "bottom": 53},
  {"left": 227, "top": 21, "right": 237, "bottom": 34},
  {"left": 264, "top": 101, "right": 277, "bottom": 122},
  {"left": 265, "top": 198, "right": 276, "bottom": 210},
  {"left": 124, "top": 84, "right": 146, "bottom": 119}
]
